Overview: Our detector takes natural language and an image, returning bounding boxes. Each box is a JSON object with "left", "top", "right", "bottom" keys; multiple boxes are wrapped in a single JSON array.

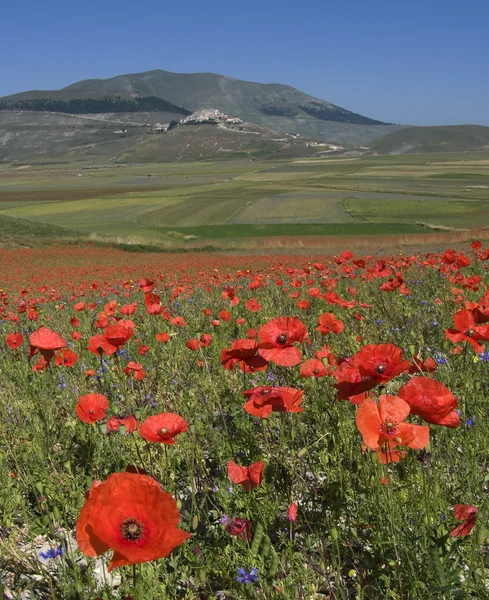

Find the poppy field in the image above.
[{"left": 2, "top": 243, "right": 489, "bottom": 599}]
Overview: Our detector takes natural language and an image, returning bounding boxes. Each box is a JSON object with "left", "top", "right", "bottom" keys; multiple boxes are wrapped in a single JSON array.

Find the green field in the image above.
[{"left": 0, "top": 152, "right": 488, "bottom": 245}]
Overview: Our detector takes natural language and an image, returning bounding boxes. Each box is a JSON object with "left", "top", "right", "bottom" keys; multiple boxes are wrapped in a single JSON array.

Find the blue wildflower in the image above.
[
  {"left": 236, "top": 567, "right": 258, "bottom": 584},
  {"left": 466, "top": 416, "right": 476, "bottom": 427},
  {"left": 39, "top": 545, "right": 63, "bottom": 560},
  {"left": 376, "top": 319, "right": 383, "bottom": 325}
]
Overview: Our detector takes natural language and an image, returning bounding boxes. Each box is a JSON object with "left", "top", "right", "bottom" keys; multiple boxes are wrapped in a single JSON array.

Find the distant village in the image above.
[{"left": 151, "top": 109, "right": 243, "bottom": 133}]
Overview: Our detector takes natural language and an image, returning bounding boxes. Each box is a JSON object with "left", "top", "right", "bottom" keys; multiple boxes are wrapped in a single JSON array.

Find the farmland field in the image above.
[
  {"left": 2, "top": 243, "right": 489, "bottom": 599},
  {"left": 0, "top": 152, "right": 488, "bottom": 247}
]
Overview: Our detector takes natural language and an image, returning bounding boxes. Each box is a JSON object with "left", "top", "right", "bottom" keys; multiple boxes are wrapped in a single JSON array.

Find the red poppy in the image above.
[
  {"left": 106, "top": 415, "right": 139, "bottom": 434},
  {"left": 355, "top": 344, "right": 410, "bottom": 382},
  {"left": 258, "top": 316, "right": 308, "bottom": 367},
  {"left": 356, "top": 395, "right": 429, "bottom": 463},
  {"left": 245, "top": 298, "right": 262, "bottom": 312},
  {"left": 76, "top": 472, "right": 190, "bottom": 571},
  {"left": 316, "top": 313, "right": 344, "bottom": 336},
  {"left": 297, "top": 299, "right": 310, "bottom": 310},
  {"left": 445, "top": 308, "right": 489, "bottom": 353},
  {"left": 243, "top": 386, "right": 304, "bottom": 418},
  {"left": 449, "top": 504, "right": 478, "bottom": 537},
  {"left": 71, "top": 331, "right": 82, "bottom": 341},
  {"left": 408, "top": 356, "right": 437, "bottom": 374},
  {"left": 219, "top": 310, "right": 231, "bottom": 322},
  {"left": 186, "top": 339, "right": 199, "bottom": 351},
  {"left": 300, "top": 358, "right": 328, "bottom": 378},
  {"left": 55, "top": 348, "right": 78, "bottom": 367},
  {"left": 398, "top": 377, "right": 459, "bottom": 427},
  {"left": 70, "top": 317, "right": 80, "bottom": 327},
  {"left": 156, "top": 332, "right": 170, "bottom": 343},
  {"left": 74, "top": 302, "right": 85, "bottom": 312},
  {"left": 87, "top": 334, "right": 118, "bottom": 356},
  {"left": 199, "top": 333, "right": 212, "bottom": 347},
  {"left": 6, "top": 333, "right": 23, "bottom": 349},
  {"left": 75, "top": 394, "right": 109, "bottom": 424},
  {"left": 227, "top": 460, "right": 264, "bottom": 490},
  {"left": 123, "top": 362, "right": 146, "bottom": 380},
  {"left": 103, "top": 320, "right": 135, "bottom": 348},
  {"left": 139, "top": 413, "right": 188, "bottom": 444},
  {"left": 225, "top": 517, "right": 252, "bottom": 542},
  {"left": 334, "top": 344, "right": 410, "bottom": 401},
  {"left": 221, "top": 339, "right": 268, "bottom": 372},
  {"left": 29, "top": 326, "right": 67, "bottom": 366}
]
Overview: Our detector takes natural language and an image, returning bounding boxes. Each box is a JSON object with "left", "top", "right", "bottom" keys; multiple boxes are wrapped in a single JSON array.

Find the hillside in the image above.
[
  {"left": 372, "top": 125, "right": 489, "bottom": 154},
  {"left": 0, "top": 110, "right": 348, "bottom": 163},
  {"left": 1, "top": 69, "right": 401, "bottom": 145}
]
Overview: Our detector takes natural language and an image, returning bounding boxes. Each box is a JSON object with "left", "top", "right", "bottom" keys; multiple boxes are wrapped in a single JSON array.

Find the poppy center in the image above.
[
  {"left": 120, "top": 517, "right": 145, "bottom": 542},
  {"left": 158, "top": 427, "right": 169, "bottom": 436},
  {"left": 375, "top": 364, "right": 386, "bottom": 374},
  {"left": 275, "top": 333, "right": 288, "bottom": 345},
  {"left": 379, "top": 421, "right": 398, "bottom": 436}
]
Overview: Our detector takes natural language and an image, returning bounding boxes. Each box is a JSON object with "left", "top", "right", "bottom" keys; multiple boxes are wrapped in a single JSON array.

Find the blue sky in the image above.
[{"left": 1, "top": 0, "right": 487, "bottom": 125}]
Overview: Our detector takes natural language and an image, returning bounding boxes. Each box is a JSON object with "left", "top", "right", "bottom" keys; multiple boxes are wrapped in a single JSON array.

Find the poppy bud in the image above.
[{"left": 287, "top": 502, "right": 298, "bottom": 522}]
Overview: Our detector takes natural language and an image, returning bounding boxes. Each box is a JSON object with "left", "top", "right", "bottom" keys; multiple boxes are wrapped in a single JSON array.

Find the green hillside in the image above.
[{"left": 372, "top": 125, "right": 489, "bottom": 154}]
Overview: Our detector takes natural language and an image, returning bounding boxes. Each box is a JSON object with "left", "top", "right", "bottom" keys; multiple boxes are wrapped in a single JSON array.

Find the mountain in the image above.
[
  {"left": 371, "top": 125, "right": 489, "bottom": 154},
  {"left": 1, "top": 69, "right": 401, "bottom": 145}
]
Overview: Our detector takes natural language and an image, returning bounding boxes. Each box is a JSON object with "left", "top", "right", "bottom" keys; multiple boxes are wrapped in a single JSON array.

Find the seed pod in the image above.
[
  {"left": 267, "top": 547, "right": 279, "bottom": 579},
  {"left": 261, "top": 534, "right": 271, "bottom": 558},
  {"left": 251, "top": 522, "right": 264, "bottom": 556},
  {"left": 192, "top": 515, "right": 199, "bottom": 530}
]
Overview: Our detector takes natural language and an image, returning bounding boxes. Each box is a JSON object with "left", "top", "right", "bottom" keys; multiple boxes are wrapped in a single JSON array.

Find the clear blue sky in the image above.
[{"left": 1, "top": 0, "right": 487, "bottom": 125}]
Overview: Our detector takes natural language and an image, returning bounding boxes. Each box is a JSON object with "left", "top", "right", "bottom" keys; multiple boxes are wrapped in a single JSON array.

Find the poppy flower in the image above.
[
  {"left": 356, "top": 395, "right": 429, "bottom": 463},
  {"left": 449, "top": 504, "right": 478, "bottom": 537},
  {"left": 186, "top": 339, "right": 199, "bottom": 351},
  {"left": 156, "top": 332, "right": 170, "bottom": 343},
  {"left": 243, "top": 386, "right": 304, "bottom": 418},
  {"left": 408, "top": 356, "right": 437, "bottom": 374},
  {"left": 300, "top": 358, "right": 328, "bottom": 378},
  {"left": 123, "top": 362, "right": 146, "bottom": 380},
  {"left": 245, "top": 298, "right": 262, "bottom": 312},
  {"left": 55, "top": 348, "right": 78, "bottom": 367},
  {"left": 70, "top": 317, "right": 80, "bottom": 328},
  {"left": 29, "top": 326, "right": 67, "bottom": 366},
  {"left": 219, "top": 310, "right": 231, "bottom": 322},
  {"left": 334, "top": 344, "right": 410, "bottom": 401},
  {"left": 225, "top": 517, "right": 252, "bottom": 542},
  {"left": 398, "top": 377, "right": 459, "bottom": 427},
  {"left": 316, "top": 313, "right": 344, "bottom": 336},
  {"left": 445, "top": 308, "right": 489, "bottom": 353},
  {"left": 199, "top": 334, "right": 212, "bottom": 347},
  {"left": 297, "top": 299, "right": 310, "bottom": 310},
  {"left": 87, "top": 334, "right": 118, "bottom": 356},
  {"left": 258, "top": 317, "right": 308, "bottom": 367},
  {"left": 139, "top": 413, "right": 188, "bottom": 444},
  {"left": 6, "top": 333, "right": 23, "bottom": 349},
  {"left": 227, "top": 460, "right": 264, "bottom": 491},
  {"left": 355, "top": 344, "right": 410, "bottom": 382},
  {"left": 76, "top": 472, "right": 190, "bottom": 571},
  {"left": 75, "top": 394, "right": 109, "bottom": 424},
  {"left": 74, "top": 302, "right": 85, "bottom": 312},
  {"left": 106, "top": 415, "right": 139, "bottom": 434},
  {"left": 221, "top": 339, "right": 268, "bottom": 373},
  {"left": 103, "top": 321, "right": 135, "bottom": 348}
]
